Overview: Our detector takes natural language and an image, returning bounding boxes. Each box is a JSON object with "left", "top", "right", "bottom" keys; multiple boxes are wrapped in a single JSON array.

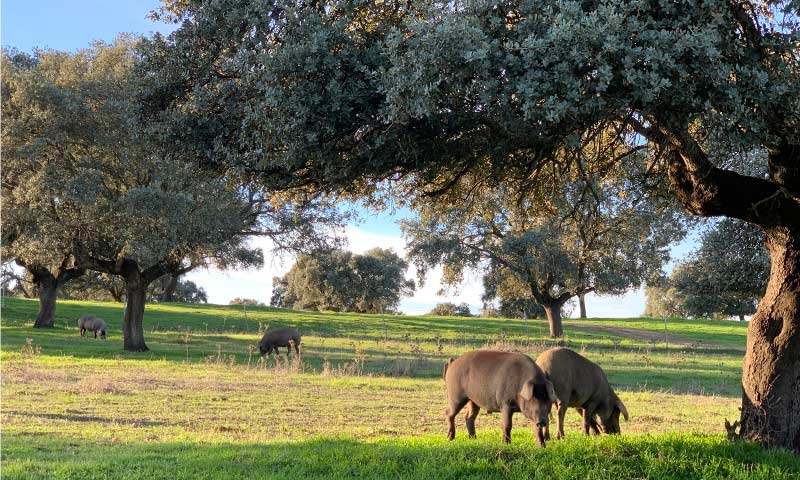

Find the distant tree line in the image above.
[
  {"left": 229, "top": 298, "right": 263, "bottom": 306},
  {"left": 2, "top": 266, "right": 208, "bottom": 304},
  {"left": 427, "top": 302, "right": 473, "bottom": 317}
]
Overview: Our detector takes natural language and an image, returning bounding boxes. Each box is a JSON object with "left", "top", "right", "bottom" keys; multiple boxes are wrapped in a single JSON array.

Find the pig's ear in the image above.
[
  {"left": 520, "top": 380, "right": 534, "bottom": 401},
  {"left": 545, "top": 380, "right": 557, "bottom": 403},
  {"left": 616, "top": 398, "right": 629, "bottom": 421}
]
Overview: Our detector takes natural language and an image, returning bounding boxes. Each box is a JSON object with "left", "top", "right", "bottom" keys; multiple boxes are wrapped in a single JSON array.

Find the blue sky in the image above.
[
  {"left": 2, "top": 1, "right": 697, "bottom": 316},
  {"left": 2, "top": 0, "right": 173, "bottom": 53}
]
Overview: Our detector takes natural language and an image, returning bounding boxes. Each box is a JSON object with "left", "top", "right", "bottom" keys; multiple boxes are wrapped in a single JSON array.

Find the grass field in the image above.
[{"left": 2, "top": 297, "right": 798, "bottom": 479}]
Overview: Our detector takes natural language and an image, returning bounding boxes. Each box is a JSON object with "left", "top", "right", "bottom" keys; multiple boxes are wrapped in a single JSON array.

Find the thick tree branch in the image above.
[
  {"left": 652, "top": 121, "right": 800, "bottom": 227},
  {"left": 768, "top": 142, "right": 800, "bottom": 200},
  {"left": 666, "top": 149, "right": 799, "bottom": 227}
]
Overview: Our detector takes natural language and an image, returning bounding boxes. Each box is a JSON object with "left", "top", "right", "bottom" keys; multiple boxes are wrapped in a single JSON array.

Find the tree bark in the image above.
[
  {"left": 543, "top": 301, "right": 564, "bottom": 338},
  {"left": 123, "top": 273, "right": 149, "bottom": 352},
  {"left": 739, "top": 226, "right": 800, "bottom": 453},
  {"left": 578, "top": 293, "right": 587, "bottom": 319},
  {"left": 33, "top": 274, "right": 58, "bottom": 328},
  {"left": 161, "top": 274, "right": 179, "bottom": 302},
  {"left": 739, "top": 314, "right": 745, "bottom": 322}
]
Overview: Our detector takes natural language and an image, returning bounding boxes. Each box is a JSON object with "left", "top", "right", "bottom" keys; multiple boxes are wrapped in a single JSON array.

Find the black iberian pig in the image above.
[
  {"left": 444, "top": 350, "right": 556, "bottom": 445},
  {"left": 258, "top": 327, "right": 301, "bottom": 356}
]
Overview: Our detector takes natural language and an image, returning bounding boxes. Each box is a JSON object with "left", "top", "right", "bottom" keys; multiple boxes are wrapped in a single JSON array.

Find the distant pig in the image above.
[
  {"left": 535, "top": 347, "right": 629, "bottom": 439},
  {"left": 443, "top": 350, "right": 556, "bottom": 445},
  {"left": 258, "top": 328, "right": 301, "bottom": 357},
  {"left": 78, "top": 315, "right": 107, "bottom": 339}
]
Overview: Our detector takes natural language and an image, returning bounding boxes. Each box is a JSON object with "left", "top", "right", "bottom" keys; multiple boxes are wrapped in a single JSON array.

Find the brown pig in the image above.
[
  {"left": 535, "top": 347, "right": 629, "bottom": 439},
  {"left": 258, "top": 328, "right": 301, "bottom": 357},
  {"left": 78, "top": 315, "right": 107, "bottom": 339},
  {"left": 443, "top": 350, "right": 557, "bottom": 445}
]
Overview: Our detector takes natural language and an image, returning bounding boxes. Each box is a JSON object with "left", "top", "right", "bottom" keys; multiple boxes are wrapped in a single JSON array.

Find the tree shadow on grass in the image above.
[
  {"left": 4, "top": 411, "right": 174, "bottom": 427},
  {"left": 3, "top": 433, "right": 798, "bottom": 480}
]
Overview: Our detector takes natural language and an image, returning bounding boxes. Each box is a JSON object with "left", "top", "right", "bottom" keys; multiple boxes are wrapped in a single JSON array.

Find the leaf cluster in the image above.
[{"left": 271, "top": 247, "right": 415, "bottom": 313}]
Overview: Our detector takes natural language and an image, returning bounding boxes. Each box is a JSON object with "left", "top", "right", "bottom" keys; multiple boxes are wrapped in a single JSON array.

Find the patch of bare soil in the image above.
[{"left": 564, "top": 323, "right": 745, "bottom": 351}]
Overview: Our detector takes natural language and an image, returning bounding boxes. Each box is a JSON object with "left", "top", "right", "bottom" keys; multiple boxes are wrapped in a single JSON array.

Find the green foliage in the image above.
[
  {"left": 428, "top": 302, "right": 473, "bottom": 317},
  {"left": 645, "top": 220, "right": 769, "bottom": 320},
  {"left": 643, "top": 286, "right": 685, "bottom": 319},
  {"left": 59, "top": 271, "right": 127, "bottom": 302},
  {"left": 59, "top": 271, "right": 209, "bottom": 303},
  {"left": 157, "top": 277, "right": 208, "bottom": 304},
  {"left": 274, "top": 248, "right": 414, "bottom": 313},
  {"left": 482, "top": 265, "right": 546, "bottom": 319},
  {"left": 404, "top": 155, "right": 684, "bottom": 318},
  {"left": 2, "top": 37, "right": 346, "bottom": 339},
  {"left": 671, "top": 220, "right": 769, "bottom": 319},
  {"left": 229, "top": 298, "right": 262, "bottom": 306},
  {"left": 138, "top": 1, "right": 798, "bottom": 200},
  {"left": 269, "top": 275, "right": 289, "bottom": 307},
  {"left": 1, "top": 38, "right": 260, "bottom": 287}
]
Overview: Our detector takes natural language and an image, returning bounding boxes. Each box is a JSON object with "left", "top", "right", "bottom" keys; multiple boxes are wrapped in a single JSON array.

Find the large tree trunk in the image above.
[
  {"left": 739, "top": 226, "right": 800, "bottom": 453},
  {"left": 578, "top": 293, "right": 587, "bottom": 319},
  {"left": 543, "top": 301, "right": 564, "bottom": 338},
  {"left": 161, "top": 274, "right": 179, "bottom": 302},
  {"left": 123, "top": 274, "right": 149, "bottom": 352},
  {"left": 33, "top": 274, "right": 57, "bottom": 328}
]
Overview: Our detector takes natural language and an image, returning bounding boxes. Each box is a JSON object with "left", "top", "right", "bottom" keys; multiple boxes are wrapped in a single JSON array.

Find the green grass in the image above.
[
  {"left": 4, "top": 434, "right": 797, "bottom": 480},
  {"left": 2, "top": 297, "right": 797, "bottom": 479}
]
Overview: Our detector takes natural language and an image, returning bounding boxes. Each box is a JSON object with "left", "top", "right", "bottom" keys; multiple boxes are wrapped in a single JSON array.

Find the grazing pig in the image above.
[
  {"left": 443, "top": 350, "right": 556, "bottom": 445},
  {"left": 535, "top": 347, "right": 629, "bottom": 439},
  {"left": 78, "top": 315, "right": 107, "bottom": 339},
  {"left": 258, "top": 328, "right": 301, "bottom": 357}
]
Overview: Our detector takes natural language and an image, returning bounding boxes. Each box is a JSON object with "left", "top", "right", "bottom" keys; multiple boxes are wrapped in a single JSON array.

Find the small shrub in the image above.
[{"left": 21, "top": 338, "right": 41, "bottom": 357}]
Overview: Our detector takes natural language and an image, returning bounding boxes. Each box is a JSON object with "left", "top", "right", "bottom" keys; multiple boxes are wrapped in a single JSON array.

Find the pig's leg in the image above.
[
  {"left": 589, "top": 417, "right": 600, "bottom": 435},
  {"left": 557, "top": 401, "right": 569, "bottom": 439},
  {"left": 446, "top": 397, "right": 468, "bottom": 441},
  {"left": 577, "top": 407, "right": 598, "bottom": 433},
  {"left": 501, "top": 406, "right": 513, "bottom": 444},
  {"left": 295, "top": 342, "right": 300, "bottom": 355},
  {"left": 582, "top": 404, "right": 597, "bottom": 436},
  {"left": 464, "top": 401, "right": 480, "bottom": 438}
]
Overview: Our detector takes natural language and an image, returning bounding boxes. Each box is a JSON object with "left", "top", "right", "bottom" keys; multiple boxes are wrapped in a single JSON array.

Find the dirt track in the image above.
[{"left": 564, "top": 323, "right": 746, "bottom": 352}]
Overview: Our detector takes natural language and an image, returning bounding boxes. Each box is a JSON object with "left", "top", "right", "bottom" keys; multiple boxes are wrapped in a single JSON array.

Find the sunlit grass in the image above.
[{"left": 2, "top": 297, "right": 795, "bottom": 479}]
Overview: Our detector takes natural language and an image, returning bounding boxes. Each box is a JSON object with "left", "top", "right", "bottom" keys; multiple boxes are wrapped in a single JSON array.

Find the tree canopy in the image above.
[
  {"left": 482, "top": 266, "right": 547, "bottom": 320},
  {"left": 645, "top": 219, "right": 770, "bottom": 320},
  {"left": 428, "top": 302, "right": 473, "bottom": 317},
  {"left": 2, "top": 38, "right": 344, "bottom": 350},
  {"left": 272, "top": 248, "right": 415, "bottom": 313},
  {"left": 403, "top": 151, "right": 684, "bottom": 336}
]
